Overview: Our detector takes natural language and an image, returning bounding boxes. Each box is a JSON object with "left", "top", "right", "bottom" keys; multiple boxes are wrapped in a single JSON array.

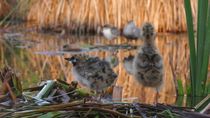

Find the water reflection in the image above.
[{"left": 0, "top": 32, "right": 190, "bottom": 105}]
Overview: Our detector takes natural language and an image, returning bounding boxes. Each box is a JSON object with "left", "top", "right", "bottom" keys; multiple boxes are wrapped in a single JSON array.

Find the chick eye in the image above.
[
  {"left": 153, "top": 55, "right": 161, "bottom": 62},
  {"left": 149, "top": 26, "right": 154, "bottom": 30},
  {"left": 73, "top": 58, "right": 79, "bottom": 62}
]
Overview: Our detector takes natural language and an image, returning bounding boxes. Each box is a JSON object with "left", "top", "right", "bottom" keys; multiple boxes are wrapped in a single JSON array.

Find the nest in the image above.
[{"left": 0, "top": 66, "right": 209, "bottom": 118}]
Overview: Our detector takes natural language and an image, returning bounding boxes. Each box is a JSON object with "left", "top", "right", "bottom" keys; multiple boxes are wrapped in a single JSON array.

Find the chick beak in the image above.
[{"left": 64, "top": 58, "right": 71, "bottom": 61}]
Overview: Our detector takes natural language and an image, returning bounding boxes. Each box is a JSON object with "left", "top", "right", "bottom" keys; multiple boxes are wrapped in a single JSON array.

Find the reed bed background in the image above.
[
  {"left": 1, "top": 0, "right": 197, "bottom": 32},
  {"left": 26, "top": 0, "right": 197, "bottom": 32}
]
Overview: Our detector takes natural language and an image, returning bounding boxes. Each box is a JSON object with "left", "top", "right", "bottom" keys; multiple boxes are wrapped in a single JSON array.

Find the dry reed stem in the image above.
[
  {"left": 0, "top": 0, "right": 12, "bottom": 18},
  {"left": 24, "top": 0, "right": 197, "bottom": 33},
  {"left": 14, "top": 101, "right": 131, "bottom": 118}
]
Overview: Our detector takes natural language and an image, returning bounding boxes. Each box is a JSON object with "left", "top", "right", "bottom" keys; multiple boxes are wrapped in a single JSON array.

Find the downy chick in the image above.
[
  {"left": 123, "top": 55, "right": 134, "bottom": 75},
  {"left": 133, "top": 22, "right": 163, "bottom": 104},
  {"left": 65, "top": 55, "right": 118, "bottom": 96},
  {"left": 105, "top": 51, "right": 119, "bottom": 68}
]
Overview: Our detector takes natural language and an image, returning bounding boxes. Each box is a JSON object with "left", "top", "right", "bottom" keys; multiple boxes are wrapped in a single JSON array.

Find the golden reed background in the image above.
[
  {"left": 0, "top": 0, "right": 194, "bottom": 105},
  {"left": 1, "top": 0, "right": 197, "bottom": 32},
  {"left": 0, "top": 33, "right": 189, "bottom": 104}
]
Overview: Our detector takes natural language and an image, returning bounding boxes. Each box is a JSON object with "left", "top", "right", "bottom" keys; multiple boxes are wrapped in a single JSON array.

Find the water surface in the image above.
[{"left": 0, "top": 31, "right": 191, "bottom": 106}]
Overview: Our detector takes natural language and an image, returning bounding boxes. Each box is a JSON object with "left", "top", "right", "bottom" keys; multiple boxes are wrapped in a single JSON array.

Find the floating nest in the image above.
[
  {"left": 0, "top": 66, "right": 209, "bottom": 118},
  {"left": 1, "top": 100, "right": 210, "bottom": 118}
]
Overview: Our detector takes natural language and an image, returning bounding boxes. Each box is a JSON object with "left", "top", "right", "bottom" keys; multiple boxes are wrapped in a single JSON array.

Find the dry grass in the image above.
[
  {"left": 2, "top": 100, "right": 200, "bottom": 118},
  {"left": 25, "top": 0, "right": 197, "bottom": 32},
  {"left": 0, "top": 0, "right": 11, "bottom": 18}
]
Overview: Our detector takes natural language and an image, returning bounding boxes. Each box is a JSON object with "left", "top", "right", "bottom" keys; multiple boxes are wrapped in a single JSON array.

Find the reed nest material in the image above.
[
  {"left": 26, "top": 0, "right": 197, "bottom": 33},
  {"left": 0, "top": 0, "right": 11, "bottom": 19},
  {"left": 2, "top": 100, "right": 209, "bottom": 118},
  {"left": 0, "top": 0, "right": 32, "bottom": 26}
]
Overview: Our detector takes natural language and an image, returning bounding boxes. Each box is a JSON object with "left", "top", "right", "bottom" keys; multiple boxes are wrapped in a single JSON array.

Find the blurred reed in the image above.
[
  {"left": 1, "top": 0, "right": 197, "bottom": 32},
  {"left": 0, "top": 0, "right": 11, "bottom": 19},
  {"left": 26, "top": 0, "right": 197, "bottom": 33},
  {"left": 0, "top": 0, "right": 31, "bottom": 26}
]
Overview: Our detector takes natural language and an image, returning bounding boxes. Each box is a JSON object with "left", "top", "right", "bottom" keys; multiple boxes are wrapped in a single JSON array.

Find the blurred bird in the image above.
[
  {"left": 101, "top": 24, "right": 120, "bottom": 40},
  {"left": 105, "top": 51, "right": 119, "bottom": 68},
  {"left": 123, "top": 20, "right": 141, "bottom": 39},
  {"left": 65, "top": 55, "right": 118, "bottom": 100},
  {"left": 123, "top": 55, "right": 134, "bottom": 75},
  {"left": 132, "top": 22, "right": 163, "bottom": 104},
  {"left": 62, "top": 44, "right": 83, "bottom": 52}
]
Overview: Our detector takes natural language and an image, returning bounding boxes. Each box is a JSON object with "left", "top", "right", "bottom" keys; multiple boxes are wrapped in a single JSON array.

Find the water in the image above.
[{"left": 0, "top": 31, "right": 193, "bottom": 106}]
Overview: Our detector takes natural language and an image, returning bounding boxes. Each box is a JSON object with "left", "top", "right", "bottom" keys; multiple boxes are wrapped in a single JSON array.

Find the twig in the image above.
[
  {"left": 169, "top": 53, "right": 179, "bottom": 98},
  {"left": 14, "top": 106, "right": 130, "bottom": 118}
]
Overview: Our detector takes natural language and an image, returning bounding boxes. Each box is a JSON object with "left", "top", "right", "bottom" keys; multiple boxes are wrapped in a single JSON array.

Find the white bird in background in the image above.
[{"left": 101, "top": 24, "right": 120, "bottom": 40}]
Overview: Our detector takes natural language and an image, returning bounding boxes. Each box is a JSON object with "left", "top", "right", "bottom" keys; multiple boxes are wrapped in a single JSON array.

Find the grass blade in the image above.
[
  {"left": 196, "top": 0, "right": 208, "bottom": 64},
  {"left": 200, "top": 3, "right": 210, "bottom": 95},
  {"left": 196, "top": 0, "right": 209, "bottom": 96},
  {"left": 184, "top": 0, "right": 196, "bottom": 97}
]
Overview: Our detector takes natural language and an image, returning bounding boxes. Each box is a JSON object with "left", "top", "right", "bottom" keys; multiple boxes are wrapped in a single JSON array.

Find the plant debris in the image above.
[
  {"left": 0, "top": 66, "right": 23, "bottom": 107},
  {"left": 1, "top": 100, "right": 210, "bottom": 118},
  {"left": 0, "top": 66, "right": 209, "bottom": 118}
]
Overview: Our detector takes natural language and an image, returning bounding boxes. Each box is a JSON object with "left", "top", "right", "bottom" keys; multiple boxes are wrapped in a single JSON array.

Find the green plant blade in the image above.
[
  {"left": 196, "top": 0, "right": 208, "bottom": 66},
  {"left": 196, "top": 0, "right": 209, "bottom": 96},
  {"left": 200, "top": 3, "right": 210, "bottom": 95},
  {"left": 177, "top": 79, "right": 184, "bottom": 95},
  {"left": 184, "top": 0, "right": 196, "bottom": 96}
]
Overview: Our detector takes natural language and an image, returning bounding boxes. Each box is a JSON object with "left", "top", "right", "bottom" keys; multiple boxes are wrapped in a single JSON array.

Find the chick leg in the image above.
[{"left": 154, "top": 88, "right": 159, "bottom": 106}]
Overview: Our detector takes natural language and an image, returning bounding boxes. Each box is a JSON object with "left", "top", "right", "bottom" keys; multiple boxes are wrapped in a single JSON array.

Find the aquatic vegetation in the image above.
[{"left": 184, "top": 0, "right": 210, "bottom": 97}]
